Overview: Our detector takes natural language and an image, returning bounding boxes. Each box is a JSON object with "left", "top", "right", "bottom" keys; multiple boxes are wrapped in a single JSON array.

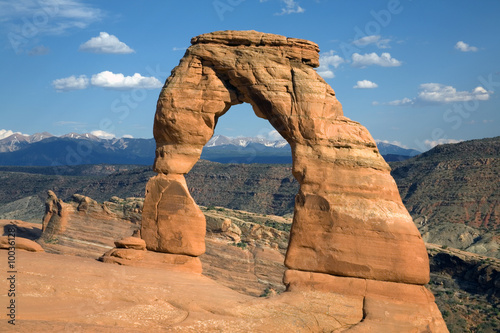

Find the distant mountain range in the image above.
[{"left": 0, "top": 132, "right": 420, "bottom": 166}]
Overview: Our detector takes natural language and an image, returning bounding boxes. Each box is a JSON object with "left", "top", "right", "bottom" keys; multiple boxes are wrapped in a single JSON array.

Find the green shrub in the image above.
[{"left": 231, "top": 241, "right": 248, "bottom": 249}]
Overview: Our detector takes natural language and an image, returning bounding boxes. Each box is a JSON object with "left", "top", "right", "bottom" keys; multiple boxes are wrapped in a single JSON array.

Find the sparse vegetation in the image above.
[
  {"left": 260, "top": 287, "right": 272, "bottom": 297},
  {"left": 232, "top": 241, "right": 248, "bottom": 250}
]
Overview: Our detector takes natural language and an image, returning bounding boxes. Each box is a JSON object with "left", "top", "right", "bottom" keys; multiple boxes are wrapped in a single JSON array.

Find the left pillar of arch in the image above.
[{"left": 141, "top": 54, "right": 237, "bottom": 259}]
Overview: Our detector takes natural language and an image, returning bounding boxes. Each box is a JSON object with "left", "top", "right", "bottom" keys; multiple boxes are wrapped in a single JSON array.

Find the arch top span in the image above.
[
  {"left": 153, "top": 30, "right": 346, "bottom": 175},
  {"left": 144, "top": 30, "right": 431, "bottom": 287}
]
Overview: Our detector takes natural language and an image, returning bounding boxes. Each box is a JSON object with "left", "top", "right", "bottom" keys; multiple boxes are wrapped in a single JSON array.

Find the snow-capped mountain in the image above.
[
  {"left": 60, "top": 132, "right": 100, "bottom": 140},
  {"left": 0, "top": 132, "right": 54, "bottom": 152},
  {"left": 0, "top": 131, "right": 422, "bottom": 166},
  {"left": 206, "top": 135, "right": 288, "bottom": 148}
]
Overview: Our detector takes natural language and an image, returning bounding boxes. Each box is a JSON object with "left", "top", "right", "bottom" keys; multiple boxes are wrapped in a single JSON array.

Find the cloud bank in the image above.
[
  {"left": 0, "top": 0, "right": 102, "bottom": 35},
  {"left": 52, "top": 75, "right": 89, "bottom": 91},
  {"left": 384, "top": 83, "right": 492, "bottom": 106},
  {"left": 53, "top": 71, "right": 163, "bottom": 91},
  {"left": 351, "top": 52, "right": 402, "bottom": 68}
]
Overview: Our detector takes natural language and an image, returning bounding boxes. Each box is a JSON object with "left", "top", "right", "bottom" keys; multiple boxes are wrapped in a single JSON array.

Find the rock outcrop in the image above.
[
  {"left": 41, "top": 190, "right": 67, "bottom": 240},
  {"left": 0, "top": 235, "right": 44, "bottom": 252},
  {"left": 146, "top": 30, "right": 429, "bottom": 280},
  {"left": 139, "top": 30, "right": 446, "bottom": 331},
  {"left": 141, "top": 173, "right": 205, "bottom": 256},
  {"left": 39, "top": 193, "right": 140, "bottom": 258}
]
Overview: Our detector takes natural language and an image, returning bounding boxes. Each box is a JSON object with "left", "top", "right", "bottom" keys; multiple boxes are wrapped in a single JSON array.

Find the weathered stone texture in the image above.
[
  {"left": 41, "top": 190, "right": 68, "bottom": 240},
  {"left": 147, "top": 30, "right": 428, "bottom": 285},
  {"left": 140, "top": 28, "right": 446, "bottom": 332},
  {"left": 141, "top": 173, "right": 205, "bottom": 256}
]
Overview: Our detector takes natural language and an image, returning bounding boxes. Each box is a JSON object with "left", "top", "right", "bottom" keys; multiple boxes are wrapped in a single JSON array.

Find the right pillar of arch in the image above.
[{"left": 284, "top": 127, "right": 429, "bottom": 285}]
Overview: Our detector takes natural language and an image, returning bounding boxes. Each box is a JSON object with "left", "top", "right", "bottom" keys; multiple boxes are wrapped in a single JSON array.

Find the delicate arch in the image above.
[{"left": 141, "top": 30, "right": 430, "bottom": 286}]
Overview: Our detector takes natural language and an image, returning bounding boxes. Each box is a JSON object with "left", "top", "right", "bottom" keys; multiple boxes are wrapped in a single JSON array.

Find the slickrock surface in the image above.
[
  {"left": 148, "top": 30, "right": 429, "bottom": 285},
  {"left": 0, "top": 250, "right": 447, "bottom": 332}
]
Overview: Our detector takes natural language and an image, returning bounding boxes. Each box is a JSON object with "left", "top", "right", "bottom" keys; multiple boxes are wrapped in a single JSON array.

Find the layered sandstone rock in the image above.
[
  {"left": 114, "top": 236, "right": 147, "bottom": 250},
  {"left": 39, "top": 193, "right": 140, "bottom": 258},
  {"left": 148, "top": 30, "right": 429, "bottom": 284},
  {"left": 100, "top": 248, "right": 202, "bottom": 274},
  {"left": 284, "top": 270, "right": 448, "bottom": 331},
  {"left": 141, "top": 173, "right": 205, "bottom": 256},
  {"left": 142, "top": 30, "right": 446, "bottom": 331},
  {"left": 41, "top": 190, "right": 67, "bottom": 240},
  {"left": 0, "top": 236, "right": 44, "bottom": 252}
]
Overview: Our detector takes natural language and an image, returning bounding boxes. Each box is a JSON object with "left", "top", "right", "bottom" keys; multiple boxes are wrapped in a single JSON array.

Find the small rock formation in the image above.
[
  {"left": 138, "top": 30, "right": 447, "bottom": 331},
  {"left": 102, "top": 235, "right": 203, "bottom": 273},
  {"left": 41, "top": 190, "right": 67, "bottom": 240},
  {"left": 39, "top": 193, "right": 140, "bottom": 258},
  {"left": 114, "top": 236, "right": 147, "bottom": 250},
  {"left": 0, "top": 235, "right": 44, "bottom": 252}
]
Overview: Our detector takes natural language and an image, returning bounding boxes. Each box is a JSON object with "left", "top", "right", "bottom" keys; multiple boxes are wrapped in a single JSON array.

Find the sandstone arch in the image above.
[{"left": 141, "top": 30, "right": 430, "bottom": 286}]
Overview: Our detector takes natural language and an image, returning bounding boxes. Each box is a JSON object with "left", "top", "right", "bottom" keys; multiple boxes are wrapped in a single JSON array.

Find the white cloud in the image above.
[
  {"left": 52, "top": 75, "right": 89, "bottom": 91},
  {"left": 352, "top": 35, "right": 391, "bottom": 49},
  {"left": 53, "top": 71, "right": 164, "bottom": 91},
  {"left": 79, "top": 32, "right": 134, "bottom": 54},
  {"left": 417, "top": 83, "right": 491, "bottom": 103},
  {"left": 385, "top": 97, "right": 414, "bottom": 106},
  {"left": 90, "top": 71, "right": 163, "bottom": 90},
  {"left": 275, "top": 0, "right": 304, "bottom": 15},
  {"left": 383, "top": 83, "right": 492, "bottom": 106},
  {"left": 351, "top": 52, "right": 402, "bottom": 68},
  {"left": 353, "top": 80, "right": 378, "bottom": 89},
  {"left": 0, "top": 0, "right": 102, "bottom": 35},
  {"left": 317, "top": 50, "right": 345, "bottom": 79},
  {"left": 455, "top": 41, "right": 478, "bottom": 52},
  {"left": 424, "top": 138, "right": 462, "bottom": 149},
  {"left": 172, "top": 47, "right": 187, "bottom": 51},
  {"left": 122, "top": 134, "right": 134, "bottom": 139},
  {"left": 0, "top": 129, "right": 25, "bottom": 140},
  {"left": 91, "top": 130, "right": 115, "bottom": 139}
]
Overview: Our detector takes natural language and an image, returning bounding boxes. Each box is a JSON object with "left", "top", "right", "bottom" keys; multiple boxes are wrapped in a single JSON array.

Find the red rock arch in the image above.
[{"left": 141, "top": 30, "right": 429, "bottom": 286}]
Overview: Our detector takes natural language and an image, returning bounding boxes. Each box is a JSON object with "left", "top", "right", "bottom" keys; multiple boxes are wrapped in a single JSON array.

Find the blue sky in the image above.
[{"left": 0, "top": 0, "right": 499, "bottom": 151}]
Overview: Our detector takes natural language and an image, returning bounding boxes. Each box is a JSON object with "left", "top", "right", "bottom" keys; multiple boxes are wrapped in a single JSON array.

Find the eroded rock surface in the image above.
[
  {"left": 39, "top": 193, "right": 140, "bottom": 258},
  {"left": 147, "top": 30, "right": 429, "bottom": 284},
  {"left": 0, "top": 235, "right": 44, "bottom": 252},
  {"left": 138, "top": 30, "right": 446, "bottom": 331},
  {"left": 41, "top": 190, "right": 67, "bottom": 240},
  {"left": 141, "top": 173, "right": 205, "bottom": 256}
]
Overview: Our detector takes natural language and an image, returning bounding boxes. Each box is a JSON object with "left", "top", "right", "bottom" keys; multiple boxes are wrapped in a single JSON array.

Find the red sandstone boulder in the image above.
[
  {"left": 114, "top": 236, "right": 146, "bottom": 250},
  {"left": 0, "top": 236, "right": 44, "bottom": 252}
]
